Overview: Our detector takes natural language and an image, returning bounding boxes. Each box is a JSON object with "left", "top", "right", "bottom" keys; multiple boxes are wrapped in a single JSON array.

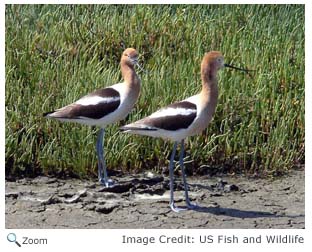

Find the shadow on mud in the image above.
[
  {"left": 190, "top": 206, "right": 304, "bottom": 219},
  {"left": 191, "top": 206, "right": 274, "bottom": 218}
]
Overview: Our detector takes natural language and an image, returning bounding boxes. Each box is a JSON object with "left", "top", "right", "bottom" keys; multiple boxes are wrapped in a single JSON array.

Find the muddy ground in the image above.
[{"left": 5, "top": 169, "right": 304, "bottom": 229}]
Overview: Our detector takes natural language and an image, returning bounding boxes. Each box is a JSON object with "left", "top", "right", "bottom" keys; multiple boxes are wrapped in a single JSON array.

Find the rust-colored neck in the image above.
[
  {"left": 199, "top": 57, "right": 219, "bottom": 122},
  {"left": 200, "top": 60, "right": 218, "bottom": 94},
  {"left": 121, "top": 61, "right": 140, "bottom": 86}
]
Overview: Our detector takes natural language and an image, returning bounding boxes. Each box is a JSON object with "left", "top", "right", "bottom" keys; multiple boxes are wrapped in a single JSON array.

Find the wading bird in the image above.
[
  {"left": 121, "top": 51, "right": 252, "bottom": 212},
  {"left": 44, "top": 48, "right": 142, "bottom": 187}
]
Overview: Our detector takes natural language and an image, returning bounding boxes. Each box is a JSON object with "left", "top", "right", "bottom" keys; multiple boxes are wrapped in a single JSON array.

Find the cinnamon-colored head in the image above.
[
  {"left": 200, "top": 51, "right": 225, "bottom": 83},
  {"left": 202, "top": 51, "right": 254, "bottom": 74},
  {"left": 201, "top": 51, "right": 225, "bottom": 72},
  {"left": 121, "top": 48, "right": 139, "bottom": 67}
]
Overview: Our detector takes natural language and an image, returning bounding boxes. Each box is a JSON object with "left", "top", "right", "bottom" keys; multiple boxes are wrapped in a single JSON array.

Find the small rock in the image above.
[
  {"left": 5, "top": 192, "right": 19, "bottom": 199},
  {"left": 64, "top": 195, "right": 81, "bottom": 204},
  {"left": 95, "top": 202, "right": 118, "bottom": 214},
  {"left": 224, "top": 184, "right": 239, "bottom": 192},
  {"left": 98, "top": 182, "right": 133, "bottom": 193},
  {"left": 37, "top": 195, "right": 60, "bottom": 205},
  {"left": 281, "top": 186, "right": 291, "bottom": 191},
  {"left": 145, "top": 171, "right": 156, "bottom": 178},
  {"left": 78, "top": 189, "right": 87, "bottom": 197},
  {"left": 210, "top": 193, "right": 223, "bottom": 197}
]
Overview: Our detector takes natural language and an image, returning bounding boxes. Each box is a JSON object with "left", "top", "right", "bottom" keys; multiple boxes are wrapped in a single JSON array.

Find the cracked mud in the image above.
[{"left": 5, "top": 169, "right": 304, "bottom": 229}]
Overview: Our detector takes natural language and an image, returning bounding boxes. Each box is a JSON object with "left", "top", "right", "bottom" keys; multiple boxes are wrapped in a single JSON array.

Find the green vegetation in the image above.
[{"left": 5, "top": 5, "right": 304, "bottom": 178}]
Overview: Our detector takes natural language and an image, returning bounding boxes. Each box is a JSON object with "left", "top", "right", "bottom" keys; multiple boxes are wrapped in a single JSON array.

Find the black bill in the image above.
[{"left": 224, "top": 63, "right": 254, "bottom": 73}]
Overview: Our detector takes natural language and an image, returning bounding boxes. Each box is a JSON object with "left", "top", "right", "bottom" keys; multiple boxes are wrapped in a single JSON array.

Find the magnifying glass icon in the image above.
[{"left": 7, "top": 233, "right": 21, "bottom": 247}]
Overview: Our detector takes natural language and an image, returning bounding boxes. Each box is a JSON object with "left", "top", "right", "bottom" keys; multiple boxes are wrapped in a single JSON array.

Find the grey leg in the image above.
[
  {"left": 96, "top": 128, "right": 113, "bottom": 187},
  {"left": 179, "top": 139, "right": 197, "bottom": 209},
  {"left": 169, "top": 142, "right": 187, "bottom": 212}
]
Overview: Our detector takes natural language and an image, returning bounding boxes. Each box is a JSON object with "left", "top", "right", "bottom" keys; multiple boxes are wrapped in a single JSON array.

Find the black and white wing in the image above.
[
  {"left": 44, "top": 87, "right": 121, "bottom": 120},
  {"left": 122, "top": 100, "right": 197, "bottom": 131}
]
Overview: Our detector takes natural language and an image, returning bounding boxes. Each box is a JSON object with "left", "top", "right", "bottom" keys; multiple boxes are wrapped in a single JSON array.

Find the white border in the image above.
[{"left": 1, "top": 1, "right": 310, "bottom": 252}]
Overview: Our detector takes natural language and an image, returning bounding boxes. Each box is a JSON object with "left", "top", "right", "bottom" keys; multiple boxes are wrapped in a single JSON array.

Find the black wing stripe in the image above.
[
  {"left": 87, "top": 87, "right": 120, "bottom": 99},
  {"left": 146, "top": 114, "right": 196, "bottom": 131},
  {"left": 72, "top": 101, "right": 120, "bottom": 119},
  {"left": 145, "top": 101, "right": 197, "bottom": 131},
  {"left": 167, "top": 101, "right": 197, "bottom": 110},
  {"left": 47, "top": 87, "right": 121, "bottom": 119}
]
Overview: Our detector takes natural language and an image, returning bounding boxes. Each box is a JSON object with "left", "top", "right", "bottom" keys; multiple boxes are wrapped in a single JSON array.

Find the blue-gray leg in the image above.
[
  {"left": 169, "top": 141, "right": 187, "bottom": 212},
  {"left": 96, "top": 128, "right": 113, "bottom": 187},
  {"left": 179, "top": 139, "right": 197, "bottom": 209}
]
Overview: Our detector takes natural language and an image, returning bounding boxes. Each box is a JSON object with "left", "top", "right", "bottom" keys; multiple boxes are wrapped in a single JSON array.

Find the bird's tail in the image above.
[
  {"left": 43, "top": 111, "right": 55, "bottom": 117},
  {"left": 120, "top": 124, "right": 157, "bottom": 132}
]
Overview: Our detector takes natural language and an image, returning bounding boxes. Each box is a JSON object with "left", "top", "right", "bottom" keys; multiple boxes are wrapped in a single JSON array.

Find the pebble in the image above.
[
  {"left": 224, "top": 184, "right": 239, "bottom": 192},
  {"left": 95, "top": 202, "right": 118, "bottom": 214}
]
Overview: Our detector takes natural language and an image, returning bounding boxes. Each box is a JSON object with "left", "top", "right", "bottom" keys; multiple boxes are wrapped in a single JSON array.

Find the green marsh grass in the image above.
[{"left": 5, "top": 5, "right": 304, "bottom": 178}]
